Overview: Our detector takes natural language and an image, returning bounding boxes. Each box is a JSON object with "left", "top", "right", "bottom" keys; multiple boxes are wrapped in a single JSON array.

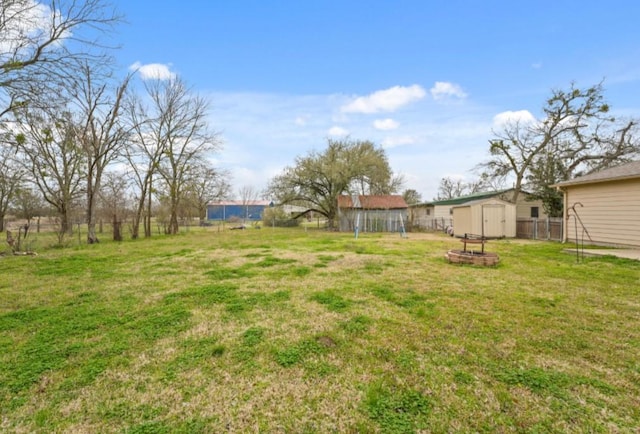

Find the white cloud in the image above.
[
  {"left": 430, "top": 81, "right": 468, "bottom": 100},
  {"left": 373, "top": 118, "right": 399, "bottom": 130},
  {"left": 341, "top": 85, "right": 426, "bottom": 114},
  {"left": 382, "top": 135, "right": 415, "bottom": 148},
  {"left": 129, "top": 61, "right": 176, "bottom": 80},
  {"left": 295, "top": 116, "right": 308, "bottom": 126},
  {"left": 205, "top": 89, "right": 495, "bottom": 202},
  {"left": 328, "top": 126, "right": 349, "bottom": 136},
  {"left": 492, "top": 110, "right": 536, "bottom": 127},
  {"left": 0, "top": 1, "right": 63, "bottom": 55}
]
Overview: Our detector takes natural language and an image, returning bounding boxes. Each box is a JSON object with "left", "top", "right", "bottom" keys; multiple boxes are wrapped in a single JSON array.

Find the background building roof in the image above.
[
  {"left": 422, "top": 189, "right": 515, "bottom": 206},
  {"left": 553, "top": 160, "right": 640, "bottom": 188},
  {"left": 207, "top": 200, "right": 271, "bottom": 206}
]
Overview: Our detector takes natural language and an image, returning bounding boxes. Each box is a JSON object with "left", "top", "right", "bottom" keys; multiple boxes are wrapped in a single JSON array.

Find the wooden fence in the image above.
[{"left": 516, "top": 218, "right": 563, "bottom": 241}]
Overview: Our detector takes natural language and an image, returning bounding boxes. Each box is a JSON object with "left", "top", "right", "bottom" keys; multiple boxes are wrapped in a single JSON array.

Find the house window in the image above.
[
  {"left": 531, "top": 207, "right": 539, "bottom": 218},
  {"left": 426, "top": 209, "right": 431, "bottom": 216}
]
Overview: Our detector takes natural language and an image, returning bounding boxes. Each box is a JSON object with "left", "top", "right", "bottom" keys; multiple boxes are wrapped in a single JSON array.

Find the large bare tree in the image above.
[
  {"left": 125, "top": 76, "right": 221, "bottom": 236},
  {"left": 481, "top": 82, "right": 639, "bottom": 215},
  {"left": 70, "top": 62, "right": 131, "bottom": 243},
  {"left": 0, "top": 0, "right": 121, "bottom": 120},
  {"left": 123, "top": 89, "right": 163, "bottom": 239}
]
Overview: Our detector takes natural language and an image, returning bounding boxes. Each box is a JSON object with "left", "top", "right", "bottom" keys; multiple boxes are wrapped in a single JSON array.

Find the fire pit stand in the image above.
[{"left": 445, "top": 233, "right": 500, "bottom": 266}]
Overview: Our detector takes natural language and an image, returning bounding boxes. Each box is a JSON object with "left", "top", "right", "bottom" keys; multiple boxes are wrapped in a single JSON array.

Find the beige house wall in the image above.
[
  {"left": 514, "top": 197, "right": 547, "bottom": 219},
  {"left": 496, "top": 191, "right": 548, "bottom": 219},
  {"left": 563, "top": 178, "right": 640, "bottom": 247}
]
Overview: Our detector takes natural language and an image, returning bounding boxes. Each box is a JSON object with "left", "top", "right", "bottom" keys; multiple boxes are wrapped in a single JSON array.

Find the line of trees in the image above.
[{"left": 0, "top": 0, "right": 230, "bottom": 244}]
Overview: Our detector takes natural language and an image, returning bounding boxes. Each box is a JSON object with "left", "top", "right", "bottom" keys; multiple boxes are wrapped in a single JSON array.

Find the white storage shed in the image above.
[{"left": 451, "top": 198, "right": 516, "bottom": 238}]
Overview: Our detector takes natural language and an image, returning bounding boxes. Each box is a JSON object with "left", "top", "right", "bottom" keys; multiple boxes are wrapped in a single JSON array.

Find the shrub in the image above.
[{"left": 261, "top": 206, "right": 300, "bottom": 227}]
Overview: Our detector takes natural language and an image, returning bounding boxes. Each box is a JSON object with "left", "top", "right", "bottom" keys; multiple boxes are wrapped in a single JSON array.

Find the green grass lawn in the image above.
[{"left": 1, "top": 228, "right": 639, "bottom": 432}]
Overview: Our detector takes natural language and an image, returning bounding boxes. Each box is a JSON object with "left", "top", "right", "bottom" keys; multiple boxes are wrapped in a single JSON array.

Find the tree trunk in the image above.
[
  {"left": 130, "top": 213, "right": 140, "bottom": 239},
  {"left": 87, "top": 178, "right": 98, "bottom": 243},
  {"left": 113, "top": 214, "right": 122, "bottom": 241},
  {"left": 87, "top": 223, "right": 99, "bottom": 244},
  {"left": 86, "top": 171, "right": 99, "bottom": 244},
  {"left": 167, "top": 189, "right": 179, "bottom": 235},
  {"left": 57, "top": 207, "right": 71, "bottom": 244},
  {"left": 168, "top": 212, "right": 179, "bottom": 235},
  {"left": 199, "top": 206, "right": 206, "bottom": 225},
  {"left": 131, "top": 191, "right": 146, "bottom": 239},
  {"left": 145, "top": 180, "right": 152, "bottom": 238}
]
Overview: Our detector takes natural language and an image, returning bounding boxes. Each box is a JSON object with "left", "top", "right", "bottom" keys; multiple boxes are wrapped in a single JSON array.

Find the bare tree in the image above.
[
  {"left": 98, "top": 170, "right": 128, "bottom": 240},
  {"left": 70, "top": 62, "right": 131, "bottom": 243},
  {"left": 14, "top": 108, "right": 84, "bottom": 238},
  {"left": 11, "top": 184, "right": 45, "bottom": 228},
  {"left": 435, "top": 177, "right": 469, "bottom": 200},
  {"left": 183, "top": 163, "right": 230, "bottom": 224},
  {"left": 0, "top": 142, "right": 24, "bottom": 231},
  {"left": 434, "top": 175, "right": 494, "bottom": 201},
  {"left": 238, "top": 185, "right": 260, "bottom": 223},
  {"left": 0, "top": 0, "right": 121, "bottom": 120},
  {"left": 481, "top": 82, "right": 639, "bottom": 213},
  {"left": 125, "top": 76, "right": 221, "bottom": 236},
  {"left": 123, "top": 87, "right": 164, "bottom": 239}
]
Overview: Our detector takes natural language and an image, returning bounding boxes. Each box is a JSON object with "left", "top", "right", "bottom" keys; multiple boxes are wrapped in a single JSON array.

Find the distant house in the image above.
[
  {"left": 337, "top": 195, "right": 408, "bottom": 233},
  {"left": 409, "top": 188, "right": 546, "bottom": 231},
  {"left": 207, "top": 200, "right": 271, "bottom": 221},
  {"left": 552, "top": 160, "right": 640, "bottom": 247}
]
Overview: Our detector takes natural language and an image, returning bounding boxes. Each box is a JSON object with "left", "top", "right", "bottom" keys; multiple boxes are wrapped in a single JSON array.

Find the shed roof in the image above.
[
  {"left": 422, "top": 189, "right": 515, "bottom": 206},
  {"left": 451, "top": 197, "right": 514, "bottom": 208},
  {"left": 552, "top": 160, "right": 640, "bottom": 188},
  {"left": 338, "top": 195, "right": 408, "bottom": 209}
]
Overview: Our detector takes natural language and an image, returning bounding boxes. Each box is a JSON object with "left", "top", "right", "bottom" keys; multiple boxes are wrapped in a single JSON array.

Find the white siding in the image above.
[{"left": 564, "top": 179, "right": 640, "bottom": 247}]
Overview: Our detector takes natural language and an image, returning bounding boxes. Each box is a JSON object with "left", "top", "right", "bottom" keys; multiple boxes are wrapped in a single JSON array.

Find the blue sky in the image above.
[{"left": 110, "top": 1, "right": 640, "bottom": 200}]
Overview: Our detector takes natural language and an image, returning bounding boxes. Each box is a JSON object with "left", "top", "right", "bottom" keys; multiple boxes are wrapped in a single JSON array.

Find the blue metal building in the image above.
[{"left": 207, "top": 200, "right": 271, "bottom": 221}]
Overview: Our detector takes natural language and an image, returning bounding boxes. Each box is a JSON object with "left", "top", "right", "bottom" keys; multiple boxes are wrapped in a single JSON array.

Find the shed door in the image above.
[{"left": 482, "top": 205, "right": 505, "bottom": 237}]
